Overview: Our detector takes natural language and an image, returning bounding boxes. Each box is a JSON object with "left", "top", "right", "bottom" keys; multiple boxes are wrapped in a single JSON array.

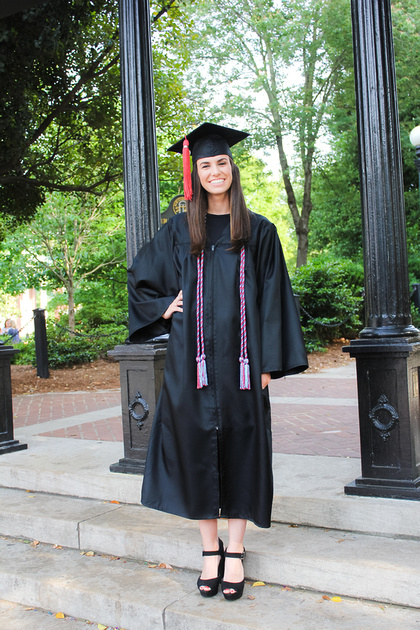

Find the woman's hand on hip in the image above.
[
  {"left": 261, "top": 372, "right": 271, "bottom": 389},
  {"left": 162, "top": 290, "right": 183, "bottom": 319}
]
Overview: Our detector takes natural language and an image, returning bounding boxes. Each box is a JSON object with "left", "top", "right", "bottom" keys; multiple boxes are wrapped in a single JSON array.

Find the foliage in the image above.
[
  {"left": 152, "top": 0, "right": 206, "bottom": 210},
  {"left": 291, "top": 255, "right": 364, "bottom": 352},
  {"left": 0, "top": 0, "right": 122, "bottom": 223},
  {"left": 411, "top": 303, "right": 420, "bottom": 332},
  {"left": 310, "top": 138, "right": 363, "bottom": 260},
  {"left": 0, "top": 192, "right": 126, "bottom": 331},
  {"left": 405, "top": 189, "right": 420, "bottom": 281},
  {"left": 186, "top": 0, "right": 353, "bottom": 266},
  {"left": 0, "top": 0, "right": 200, "bottom": 223},
  {"left": 0, "top": 289, "right": 20, "bottom": 327},
  {"left": 232, "top": 152, "right": 297, "bottom": 264},
  {"left": 46, "top": 276, "right": 128, "bottom": 329},
  {"left": 73, "top": 280, "right": 128, "bottom": 328},
  {"left": 392, "top": 0, "right": 420, "bottom": 135},
  {"left": 13, "top": 319, "right": 127, "bottom": 368},
  {"left": 309, "top": 0, "right": 420, "bottom": 263}
]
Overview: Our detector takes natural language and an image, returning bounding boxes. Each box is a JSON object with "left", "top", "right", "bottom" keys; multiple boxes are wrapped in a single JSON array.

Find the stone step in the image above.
[
  {"left": 1, "top": 537, "right": 420, "bottom": 630},
  {"left": 0, "top": 599, "right": 96, "bottom": 630},
  {"left": 2, "top": 437, "right": 420, "bottom": 539},
  {"left": 0, "top": 487, "right": 419, "bottom": 610}
]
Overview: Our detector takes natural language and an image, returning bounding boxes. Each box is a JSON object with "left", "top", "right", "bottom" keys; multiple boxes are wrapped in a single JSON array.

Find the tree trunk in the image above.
[
  {"left": 297, "top": 157, "right": 313, "bottom": 268},
  {"left": 67, "top": 282, "right": 75, "bottom": 334},
  {"left": 296, "top": 224, "right": 309, "bottom": 267},
  {"left": 275, "top": 134, "right": 310, "bottom": 267}
]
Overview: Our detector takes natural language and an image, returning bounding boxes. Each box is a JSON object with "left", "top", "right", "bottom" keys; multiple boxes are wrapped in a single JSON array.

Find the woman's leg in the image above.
[
  {"left": 198, "top": 519, "right": 220, "bottom": 590},
  {"left": 223, "top": 518, "right": 247, "bottom": 593}
]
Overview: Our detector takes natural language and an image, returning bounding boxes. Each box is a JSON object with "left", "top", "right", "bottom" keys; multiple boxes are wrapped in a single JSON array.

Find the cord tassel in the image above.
[
  {"left": 239, "top": 357, "right": 250, "bottom": 389},
  {"left": 196, "top": 246, "right": 250, "bottom": 390},
  {"left": 239, "top": 246, "right": 251, "bottom": 390},
  {"left": 197, "top": 354, "right": 208, "bottom": 388},
  {"left": 196, "top": 251, "right": 207, "bottom": 389},
  {"left": 182, "top": 137, "right": 193, "bottom": 201}
]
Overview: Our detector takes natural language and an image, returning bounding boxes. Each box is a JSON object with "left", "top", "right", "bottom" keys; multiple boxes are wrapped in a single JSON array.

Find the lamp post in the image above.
[{"left": 409, "top": 125, "right": 420, "bottom": 203}]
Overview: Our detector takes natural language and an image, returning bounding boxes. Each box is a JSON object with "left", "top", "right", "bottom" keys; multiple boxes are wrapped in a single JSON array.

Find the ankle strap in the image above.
[
  {"left": 202, "top": 548, "right": 221, "bottom": 557},
  {"left": 225, "top": 548, "right": 245, "bottom": 560}
]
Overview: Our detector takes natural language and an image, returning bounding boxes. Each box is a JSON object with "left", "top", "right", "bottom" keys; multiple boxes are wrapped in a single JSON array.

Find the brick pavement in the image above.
[
  {"left": 13, "top": 391, "right": 121, "bottom": 428},
  {"left": 38, "top": 416, "right": 123, "bottom": 441},
  {"left": 12, "top": 366, "right": 361, "bottom": 457},
  {"left": 269, "top": 374, "right": 360, "bottom": 457},
  {"left": 269, "top": 375, "right": 357, "bottom": 400}
]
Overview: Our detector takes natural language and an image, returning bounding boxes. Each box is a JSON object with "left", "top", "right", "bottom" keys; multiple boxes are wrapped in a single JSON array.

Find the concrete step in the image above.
[
  {"left": 0, "top": 487, "right": 420, "bottom": 610},
  {"left": 0, "top": 599, "right": 96, "bottom": 630},
  {"left": 2, "top": 437, "right": 420, "bottom": 539},
  {"left": 1, "top": 537, "right": 420, "bottom": 630}
]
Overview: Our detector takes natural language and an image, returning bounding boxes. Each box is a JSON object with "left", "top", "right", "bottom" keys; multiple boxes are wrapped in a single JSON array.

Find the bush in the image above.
[
  {"left": 13, "top": 320, "right": 128, "bottom": 368},
  {"left": 291, "top": 255, "right": 364, "bottom": 352},
  {"left": 12, "top": 336, "right": 35, "bottom": 365},
  {"left": 73, "top": 278, "right": 128, "bottom": 328}
]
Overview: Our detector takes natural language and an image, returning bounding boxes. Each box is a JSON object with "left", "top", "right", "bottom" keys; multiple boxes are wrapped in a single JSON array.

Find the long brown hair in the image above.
[{"left": 187, "top": 158, "right": 251, "bottom": 256}]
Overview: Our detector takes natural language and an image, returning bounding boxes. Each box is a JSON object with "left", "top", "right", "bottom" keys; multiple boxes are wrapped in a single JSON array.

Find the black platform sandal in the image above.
[
  {"left": 197, "top": 538, "right": 225, "bottom": 598},
  {"left": 221, "top": 548, "right": 246, "bottom": 601}
]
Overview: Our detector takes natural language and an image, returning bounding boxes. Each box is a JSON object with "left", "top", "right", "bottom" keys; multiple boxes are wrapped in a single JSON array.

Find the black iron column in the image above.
[
  {"left": 119, "top": 0, "right": 160, "bottom": 268},
  {"left": 109, "top": 0, "right": 166, "bottom": 474},
  {"left": 352, "top": 0, "right": 417, "bottom": 339},
  {"left": 33, "top": 308, "right": 49, "bottom": 379},
  {"left": 344, "top": 0, "right": 420, "bottom": 499},
  {"left": 0, "top": 343, "right": 27, "bottom": 455}
]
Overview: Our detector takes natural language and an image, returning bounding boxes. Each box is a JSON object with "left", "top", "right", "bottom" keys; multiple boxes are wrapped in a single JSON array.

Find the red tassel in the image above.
[{"left": 183, "top": 137, "right": 193, "bottom": 201}]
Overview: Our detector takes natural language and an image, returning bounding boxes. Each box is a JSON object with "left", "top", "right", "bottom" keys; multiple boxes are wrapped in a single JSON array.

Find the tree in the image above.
[
  {"left": 0, "top": 0, "right": 121, "bottom": 222},
  {"left": 0, "top": 0, "right": 199, "bottom": 224},
  {"left": 309, "top": 130, "right": 362, "bottom": 259},
  {"left": 308, "top": 0, "right": 420, "bottom": 267},
  {"left": 392, "top": 0, "right": 420, "bottom": 282},
  {"left": 233, "top": 152, "right": 297, "bottom": 264},
  {"left": 0, "top": 193, "right": 126, "bottom": 332},
  {"left": 188, "top": 0, "right": 352, "bottom": 266}
]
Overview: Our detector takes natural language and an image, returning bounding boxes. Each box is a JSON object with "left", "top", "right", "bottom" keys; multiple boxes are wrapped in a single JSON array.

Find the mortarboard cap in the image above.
[
  {"left": 167, "top": 123, "right": 249, "bottom": 200},
  {"left": 168, "top": 123, "right": 249, "bottom": 163}
]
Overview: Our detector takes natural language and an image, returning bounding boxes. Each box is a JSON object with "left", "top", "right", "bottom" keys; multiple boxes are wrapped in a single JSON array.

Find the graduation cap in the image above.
[{"left": 167, "top": 123, "right": 249, "bottom": 200}]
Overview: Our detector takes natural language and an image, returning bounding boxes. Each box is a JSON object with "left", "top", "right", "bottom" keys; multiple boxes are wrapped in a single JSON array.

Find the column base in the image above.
[
  {"left": 109, "top": 457, "right": 144, "bottom": 475},
  {"left": 0, "top": 440, "right": 28, "bottom": 455},
  {"left": 107, "top": 342, "right": 166, "bottom": 476},
  {"left": 343, "top": 337, "right": 420, "bottom": 500},
  {"left": 345, "top": 476, "right": 420, "bottom": 500}
]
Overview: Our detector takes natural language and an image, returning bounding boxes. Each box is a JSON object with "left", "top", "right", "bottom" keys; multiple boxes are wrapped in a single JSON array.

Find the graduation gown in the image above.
[{"left": 128, "top": 211, "right": 307, "bottom": 528}]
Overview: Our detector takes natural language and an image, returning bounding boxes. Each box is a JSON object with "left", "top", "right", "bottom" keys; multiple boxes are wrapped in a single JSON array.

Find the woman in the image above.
[
  {"left": 3, "top": 319, "right": 20, "bottom": 344},
  {"left": 128, "top": 123, "right": 308, "bottom": 600}
]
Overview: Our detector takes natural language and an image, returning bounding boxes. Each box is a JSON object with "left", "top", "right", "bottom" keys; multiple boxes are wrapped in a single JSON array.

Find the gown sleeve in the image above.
[
  {"left": 255, "top": 221, "right": 308, "bottom": 379},
  {"left": 127, "top": 221, "right": 180, "bottom": 343}
]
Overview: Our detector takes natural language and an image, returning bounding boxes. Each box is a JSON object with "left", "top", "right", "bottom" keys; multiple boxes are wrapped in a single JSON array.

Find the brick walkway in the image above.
[
  {"left": 13, "top": 391, "right": 123, "bottom": 441},
  {"left": 269, "top": 373, "right": 359, "bottom": 458},
  {"left": 13, "top": 391, "right": 121, "bottom": 428},
  {"left": 12, "top": 365, "right": 360, "bottom": 458}
]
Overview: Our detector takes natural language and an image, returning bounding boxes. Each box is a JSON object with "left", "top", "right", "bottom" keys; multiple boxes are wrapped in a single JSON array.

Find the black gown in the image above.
[{"left": 128, "top": 211, "right": 307, "bottom": 528}]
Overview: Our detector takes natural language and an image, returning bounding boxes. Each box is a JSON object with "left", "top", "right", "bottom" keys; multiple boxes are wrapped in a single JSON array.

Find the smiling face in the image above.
[{"left": 196, "top": 154, "right": 233, "bottom": 197}]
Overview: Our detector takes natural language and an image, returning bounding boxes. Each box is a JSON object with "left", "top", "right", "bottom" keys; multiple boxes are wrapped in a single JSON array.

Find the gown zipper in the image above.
[{"left": 209, "top": 242, "right": 223, "bottom": 517}]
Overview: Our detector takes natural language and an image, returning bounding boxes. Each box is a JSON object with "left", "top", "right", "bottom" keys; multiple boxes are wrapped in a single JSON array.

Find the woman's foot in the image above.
[
  {"left": 222, "top": 547, "right": 246, "bottom": 601},
  {"left": 197, "top": 538, "right": 225, "bottom": 597}
]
